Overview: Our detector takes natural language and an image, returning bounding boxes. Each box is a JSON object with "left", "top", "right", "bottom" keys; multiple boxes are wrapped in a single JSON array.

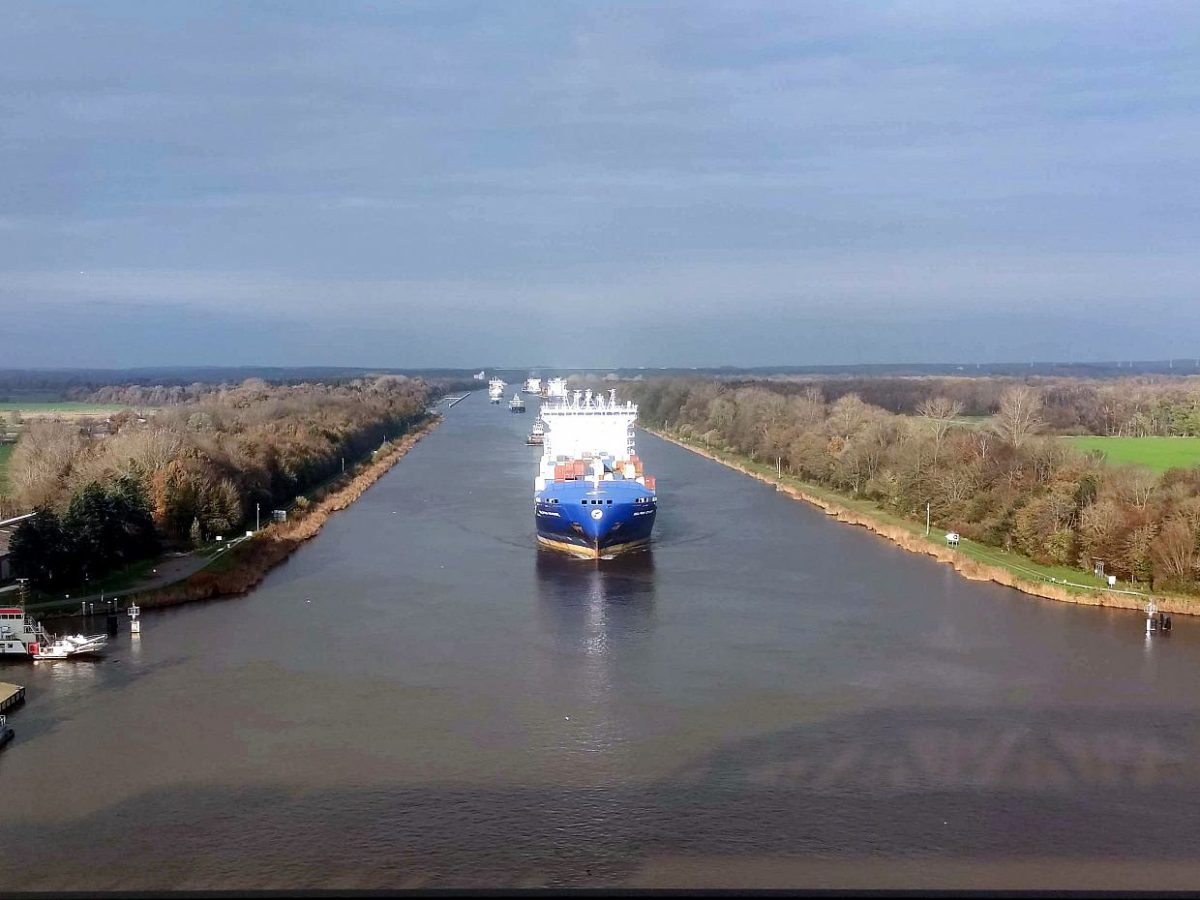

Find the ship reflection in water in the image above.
[{"left": 534, "top": 549, "right": 657, "bottom": 762}]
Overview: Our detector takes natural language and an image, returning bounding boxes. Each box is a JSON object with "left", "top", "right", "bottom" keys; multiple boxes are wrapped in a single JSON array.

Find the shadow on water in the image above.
[{"left": 5, "top": 704, "right": 1200, "bottom": 889}]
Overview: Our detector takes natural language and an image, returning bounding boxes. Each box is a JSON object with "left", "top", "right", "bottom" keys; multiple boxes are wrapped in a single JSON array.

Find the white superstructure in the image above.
[
  {"left": 523, "top": 377, "right": 542, "bottom": 394},
  {"left": 545, "top": 377, "right": 568, "bottom": 399},
  {"left": 488, "top": 378, "right": 506, "bottom": 401},
  {"left": 535, "top": 389, "right": 638, "bottom": 490},
  {"left": 0, "top": 606, "right": 107, "bottom": 659}
]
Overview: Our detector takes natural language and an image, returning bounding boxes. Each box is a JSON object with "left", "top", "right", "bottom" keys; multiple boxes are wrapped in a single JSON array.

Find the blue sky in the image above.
[{"left": 2, "top": 1, "right": 1198, "bottom": 368}]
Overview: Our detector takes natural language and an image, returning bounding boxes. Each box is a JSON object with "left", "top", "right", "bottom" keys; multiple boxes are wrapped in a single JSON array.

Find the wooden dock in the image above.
[{"left": 0, "top": 682, "right": 25, "bottom": 713}]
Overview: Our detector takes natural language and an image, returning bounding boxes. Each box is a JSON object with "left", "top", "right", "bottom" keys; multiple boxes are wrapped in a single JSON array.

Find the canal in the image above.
[{"left": 3, "top": 391, "right": 1200, "bottom": 890}]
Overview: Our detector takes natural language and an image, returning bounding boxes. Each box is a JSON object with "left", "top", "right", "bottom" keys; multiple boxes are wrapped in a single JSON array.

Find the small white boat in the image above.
[
  {"left": 34, "top": 634, "right": 108, "bottom": 660},
  {"left": 510, "top": 394, "right": 526, "bottom": 413}
]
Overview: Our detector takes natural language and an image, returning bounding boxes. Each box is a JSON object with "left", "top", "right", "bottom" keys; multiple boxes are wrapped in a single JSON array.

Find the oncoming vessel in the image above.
[
  {"left": 534, "top": 389, "right": 657, "bottom": 558},
  {"left": 488, "top": 378, "right": 505, "bottom": 403}
]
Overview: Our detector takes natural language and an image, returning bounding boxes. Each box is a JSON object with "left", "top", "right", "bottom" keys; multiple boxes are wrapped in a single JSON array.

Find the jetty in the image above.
[{"left": 0, "top": 682, "right": 26, "bottom": 713}]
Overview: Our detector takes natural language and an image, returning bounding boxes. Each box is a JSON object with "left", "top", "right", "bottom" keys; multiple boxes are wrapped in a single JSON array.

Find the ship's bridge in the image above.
[{"left": 540, "top": 389, "right": 637, "bottom": 464}]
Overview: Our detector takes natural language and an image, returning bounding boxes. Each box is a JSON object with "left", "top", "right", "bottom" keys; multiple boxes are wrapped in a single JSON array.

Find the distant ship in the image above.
[
  {"left": 534, "top": 389, "right": 657, "bottom": 558},
  {"left": 526, "top": 417, "right": 545, "bottom": 445},
  {"left": 523, "top": 377, "right": 541, "bottom": 394},
  {"left": 544, "top": 377, "right": 568, "bottom": 400},
  {"left": 488, "top": 378, "right": 505, "bottom": 403},
  {"left": 510, "top": 393, "right": 526, "bottom": 413}
]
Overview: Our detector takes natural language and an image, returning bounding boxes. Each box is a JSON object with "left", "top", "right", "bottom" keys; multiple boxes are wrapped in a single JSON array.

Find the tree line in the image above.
[
  {"left": 739, "top": 375, "right": 1200, "bottom": 436},
  {"left": 626, "top": 378, "right": 1200, "bottom": 593},
  {"left": 7, "top": 376, "right": 433, "bottom": 589}
]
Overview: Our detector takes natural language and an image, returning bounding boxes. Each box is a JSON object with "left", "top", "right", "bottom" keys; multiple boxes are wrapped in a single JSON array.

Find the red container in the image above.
[{"left": 644, "top": 476, "right": 656, "bottom": 491}]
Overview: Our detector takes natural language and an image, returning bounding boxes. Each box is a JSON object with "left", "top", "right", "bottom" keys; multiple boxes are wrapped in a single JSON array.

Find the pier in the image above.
[
  {"left": 446, "top": 392, "right": 471, "bottom": 408},
  {"left": 0, "top": 682, "right": 26, "bottom": 714}
]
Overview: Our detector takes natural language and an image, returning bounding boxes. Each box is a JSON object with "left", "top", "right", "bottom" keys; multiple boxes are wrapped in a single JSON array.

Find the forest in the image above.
[
  {"left": 626, "top": 377, "right": 1200, "bottom": 593},
  {"left": 5, "top": 376, "right": 432, "bottom": 588},
  {"left": 734, "top": 375, "right": 1200, "bottom": 435}
]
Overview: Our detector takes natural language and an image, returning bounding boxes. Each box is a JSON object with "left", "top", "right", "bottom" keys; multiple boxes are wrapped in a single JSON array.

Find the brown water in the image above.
[{"left": 4, "top": 392, "right": 1200, "bottom": 890}]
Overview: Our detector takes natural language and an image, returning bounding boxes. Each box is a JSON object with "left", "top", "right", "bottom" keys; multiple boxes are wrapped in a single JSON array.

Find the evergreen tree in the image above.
[{"left": 9, "top": 508, "right": 75, "bottom": 586}]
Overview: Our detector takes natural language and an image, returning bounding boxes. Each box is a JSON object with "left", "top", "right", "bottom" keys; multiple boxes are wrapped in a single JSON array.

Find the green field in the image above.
[
  {"left": 0, "top": 443, "right": 12, "bottom": 495},
  {"left": 1067, "top": 436, "right": 1200, "bottom": 472},
  {"left": 0, "top": 401, "right": 131, "bottom": 414}
]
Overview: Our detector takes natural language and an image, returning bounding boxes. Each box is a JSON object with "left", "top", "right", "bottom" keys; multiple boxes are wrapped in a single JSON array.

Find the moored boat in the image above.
[{"left": 0, "top": 607, "right": 108, "bottom": 660}]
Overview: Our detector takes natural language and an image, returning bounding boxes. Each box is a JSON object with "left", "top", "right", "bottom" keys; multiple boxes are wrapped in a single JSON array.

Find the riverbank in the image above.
[
  {"left": 650, "top": 428, "right": 1200, "bottom": 617},
  {"left": 119, "top": 416, "right": 440, "bottom": 612}
]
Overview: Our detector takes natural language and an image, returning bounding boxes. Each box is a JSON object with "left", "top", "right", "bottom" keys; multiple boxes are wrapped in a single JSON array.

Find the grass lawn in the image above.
[
  {"left": 0, "top": 401, "right": 139, "bottom": 418},
  {"left": 1067, "top": 436, "right": 1200, "bottom": 472},
  {"left": 0, "top": 443, "right": 12, "bottom": 495},
  {"left": 951, "top": 415, "right": 992, "bottom": 428}
]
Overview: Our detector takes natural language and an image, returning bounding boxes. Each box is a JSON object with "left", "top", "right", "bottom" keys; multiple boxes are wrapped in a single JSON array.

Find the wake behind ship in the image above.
[{"left": 534, "top": 389, "right": 657, "bottom": 558}]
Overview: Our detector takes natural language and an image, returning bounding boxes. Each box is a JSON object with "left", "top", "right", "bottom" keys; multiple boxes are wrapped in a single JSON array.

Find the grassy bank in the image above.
[
  {"left": 650, "top": 428, "right": 1200, "bottom": 617},
  {"left": 125, "top": 416, "right": 440, "bottom": 610},
  {"left": 0, "top": 443, "right": 12, "bottom": 495},
  {"left": 1066, "top": 435, "right": 1200, "bottom": 472}
]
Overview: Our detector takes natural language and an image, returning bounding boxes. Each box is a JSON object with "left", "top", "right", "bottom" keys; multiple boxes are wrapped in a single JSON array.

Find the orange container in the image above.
[{"left": 644, "top": 476, "right": 656, "bottom": 491}]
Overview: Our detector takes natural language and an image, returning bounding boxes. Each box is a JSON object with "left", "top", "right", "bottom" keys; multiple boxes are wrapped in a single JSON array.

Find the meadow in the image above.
[
  {"left": 1067, "top": 435, "right": 1200, "bottom": 472},
  {"left": 0, "top": 401, "right": 134, "bottom": 415},
  {"left": 0, "top": 443, "right": 12, "bottom": 495}
]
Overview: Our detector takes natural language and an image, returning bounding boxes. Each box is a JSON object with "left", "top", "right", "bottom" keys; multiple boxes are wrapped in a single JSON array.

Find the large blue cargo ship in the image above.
[{"left": 534, "top": 389, "right": 657, "bottom": 558}]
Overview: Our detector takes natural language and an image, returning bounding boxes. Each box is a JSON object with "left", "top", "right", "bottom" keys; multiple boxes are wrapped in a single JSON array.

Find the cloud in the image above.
[{"left": 1, "top": 1, "right": 1198, "bottom": 366}]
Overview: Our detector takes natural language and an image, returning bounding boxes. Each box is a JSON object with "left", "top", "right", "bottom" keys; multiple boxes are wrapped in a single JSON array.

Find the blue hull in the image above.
[{"left": 535, "top": 478, "right": 657, "bottom": 557}]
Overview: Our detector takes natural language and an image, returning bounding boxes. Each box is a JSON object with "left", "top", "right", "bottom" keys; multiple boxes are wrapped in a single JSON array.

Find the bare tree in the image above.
[
  {"left": 8, "top": 421, "right": 85, "bottom": 510},
  {"left": 1111, "top": 466, "right": 1159, "bottom": 512},
  {"left": 827, "top": 393, "right": 871, "bottom": 440},
  {"left": 916, "top": 395, "right": 964, "bottom": 463},
  {"left": 1154, "top": 519, "right": 1197, "bottom": 581},
  {"left": 992, "top": 385, "right": 1044, "bottom": 450}
]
